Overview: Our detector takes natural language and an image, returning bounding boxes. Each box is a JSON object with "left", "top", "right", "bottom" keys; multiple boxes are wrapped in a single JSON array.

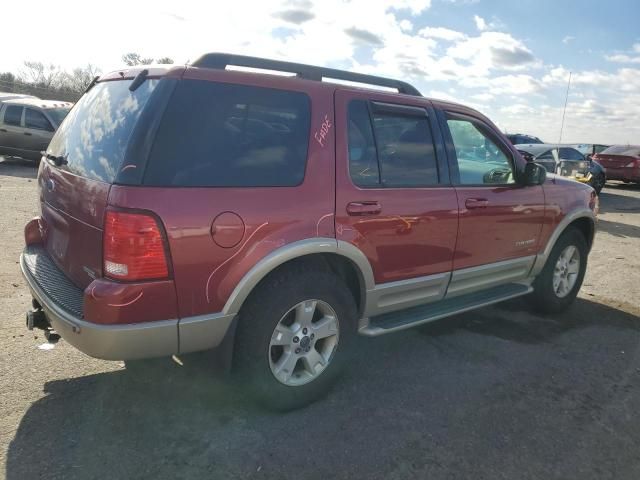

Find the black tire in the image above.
[
  {"left": 527, "top": 227, "right": 588, "bottom": 314},
  {"left": 233, "top": 264, "right": 357, "bottom": 411},
  {"left": 590, "top": 173, "right": 605, "bottom": 194}
]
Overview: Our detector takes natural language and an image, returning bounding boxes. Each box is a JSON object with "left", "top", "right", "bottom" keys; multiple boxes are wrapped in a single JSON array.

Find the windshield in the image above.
[
  {"left": 46, "top": 107, "right": 71, "bottom": 127},
  {"left": 47, "top": 79, "right": 158, "bottom": 183}
]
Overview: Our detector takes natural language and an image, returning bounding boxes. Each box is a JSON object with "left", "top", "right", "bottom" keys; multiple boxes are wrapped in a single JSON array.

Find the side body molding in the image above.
[
  {"left": 222, "top": 238, "right": 375, "bottom": 316},
  {"left": 530, "top": 208, "right": 596, "bottom": 276}
]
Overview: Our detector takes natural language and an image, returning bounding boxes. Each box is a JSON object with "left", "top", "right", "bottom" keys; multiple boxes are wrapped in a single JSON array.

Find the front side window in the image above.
[
  {"left": 144, "top": 80, "right": 311, "bottom": 187},
  {"left": 447, "top": 116, "right": 515, "bottom": 185},
  {"left": 347, "top": 100, "right": 439, "bottom": 188},
  {"left": 25, "top": 108, "right": 53, "bottom": 131},
  {"left": 3, "top": 105, "right": 22, "bottom": 126}
]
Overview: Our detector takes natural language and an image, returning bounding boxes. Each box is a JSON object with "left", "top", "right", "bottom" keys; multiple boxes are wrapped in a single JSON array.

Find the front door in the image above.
[
  {"left": 438, "top": 109, "right": 545, "bottom": 295},
  {"left": 335, "top": 89, "right": 458, "bottom": 311}
]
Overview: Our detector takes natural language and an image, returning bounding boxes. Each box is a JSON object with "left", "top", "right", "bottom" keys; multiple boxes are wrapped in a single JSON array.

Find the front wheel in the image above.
[
  {"left": 590, "top": 173, "right": 605, "bottom": 194},
  {"left": 234, "top": 266, "right": 357, "bottom": 410},
  {"left": 527, "top": 227, "right": 588, "bottom": 314}
]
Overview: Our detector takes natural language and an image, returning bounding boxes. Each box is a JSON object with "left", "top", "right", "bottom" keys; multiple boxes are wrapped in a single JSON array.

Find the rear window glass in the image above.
[
  {"left": 47, "top": 79, "right": 158, "bottom": 182},
  {"left": 143, "top": 80, "right": 311, "bottom": 187},
  {"left": 601, "top": 145, "right": 640, "bottom": 156}
]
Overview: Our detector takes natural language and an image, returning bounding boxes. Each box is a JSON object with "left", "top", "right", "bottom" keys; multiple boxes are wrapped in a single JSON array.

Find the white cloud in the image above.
[
  {"left": 399, "top": 19, "right": 414, "bottom": 32},
  {"left": 418, "top": 26, "right": 466, "bottom": 41},
  {"left": 474, "top": 15, "right": 488, "bottom": 31},
  {"left": 562, "top": 35, "right": 575, "bottom": 44}
]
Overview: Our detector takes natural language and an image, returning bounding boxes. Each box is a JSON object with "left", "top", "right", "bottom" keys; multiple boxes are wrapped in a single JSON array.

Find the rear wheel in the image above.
[
  {"left": 234, "top": 266, "right": 357, "bottom": 410},
  {"left": 527, "top": 227, "right": 588, "bottom": 314}
]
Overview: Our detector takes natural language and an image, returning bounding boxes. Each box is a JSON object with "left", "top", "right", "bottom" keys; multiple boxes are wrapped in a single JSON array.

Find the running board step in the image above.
[{"left": 359, "top": 283, "right": 532, "bottom": 336}]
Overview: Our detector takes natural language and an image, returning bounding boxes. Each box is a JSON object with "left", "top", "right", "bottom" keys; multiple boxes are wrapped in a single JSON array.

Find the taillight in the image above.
[
  {"left": 625, "top": 159, "right": 639, "bottom": 168},
  {"left": 103, "top": 210, "right": 169, "bottom": 281}
]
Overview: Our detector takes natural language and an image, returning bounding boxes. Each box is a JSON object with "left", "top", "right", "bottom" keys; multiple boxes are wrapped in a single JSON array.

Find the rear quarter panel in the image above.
[{"left": 109, "top": 71, "right": 337, "bottom": 318}]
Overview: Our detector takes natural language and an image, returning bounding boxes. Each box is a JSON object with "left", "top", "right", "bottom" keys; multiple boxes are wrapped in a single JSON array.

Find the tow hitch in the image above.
[{"left": 26, "top": 307, "right": 61, "bottom": 343}]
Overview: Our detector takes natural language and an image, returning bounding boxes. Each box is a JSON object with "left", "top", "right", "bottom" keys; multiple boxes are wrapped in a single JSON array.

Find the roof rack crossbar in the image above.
[{"left": 191, "top": 53, "right": 422, "bottom": 97}]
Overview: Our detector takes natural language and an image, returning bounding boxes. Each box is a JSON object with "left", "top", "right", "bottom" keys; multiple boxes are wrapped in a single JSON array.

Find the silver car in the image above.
[{"left": 0, "top": 98, "right": 72, "bottom": 162}]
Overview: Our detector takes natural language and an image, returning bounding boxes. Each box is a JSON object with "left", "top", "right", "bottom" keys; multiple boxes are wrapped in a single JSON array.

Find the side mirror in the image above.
[{"left": 522, "top": 162, "right": 547, "bottom": 186}]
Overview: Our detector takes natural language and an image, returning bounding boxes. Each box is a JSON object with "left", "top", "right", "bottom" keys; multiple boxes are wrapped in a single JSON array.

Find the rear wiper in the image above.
[{"left": 45, "top": 153, "right": 68, "bottom": 166}]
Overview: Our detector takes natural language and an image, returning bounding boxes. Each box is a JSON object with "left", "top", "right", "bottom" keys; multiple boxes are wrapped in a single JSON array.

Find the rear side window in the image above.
[
  {"left": 144, "top": 80, "right": 311, "bottom": 187},
  {"left": 347, "top": 100, "right": 439, "bottom": 187},
  {"left": 47, "top": 79, "right": 158, "bottom": 183},
  {"left": 25, "top": 108, "right": 53, "bottom": 131},
  {"left": 3, "top": 105, "right": 22, "bottom": 126}
]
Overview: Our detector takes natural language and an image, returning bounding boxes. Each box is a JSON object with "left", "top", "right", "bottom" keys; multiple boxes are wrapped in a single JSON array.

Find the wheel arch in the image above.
[
  {"left": 222, "top": 238, "right": 374, "bottom": 318},
  {"left": 531, "top": 208, "right": 596, "bottom": 276}
]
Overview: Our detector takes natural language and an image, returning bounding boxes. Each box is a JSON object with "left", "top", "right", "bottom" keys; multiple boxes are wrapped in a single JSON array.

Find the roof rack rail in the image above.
[{"left": 191, "top": 53, "right": 422, "bottom": 97}]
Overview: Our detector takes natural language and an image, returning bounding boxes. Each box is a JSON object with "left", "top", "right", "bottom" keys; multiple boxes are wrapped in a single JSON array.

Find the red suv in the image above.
[{"left": 21, "top": 54, "right": 598, "bottom": 409}]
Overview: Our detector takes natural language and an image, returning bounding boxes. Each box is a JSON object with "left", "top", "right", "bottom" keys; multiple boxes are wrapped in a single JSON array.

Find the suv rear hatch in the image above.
[{"left": 39, "top": 73, "right": 176, "bottom": 289}]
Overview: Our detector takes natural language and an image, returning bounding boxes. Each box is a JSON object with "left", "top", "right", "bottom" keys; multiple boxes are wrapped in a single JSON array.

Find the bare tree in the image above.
[
  {"left": 61, "top": 64, "right": 101, "bottom": 93},
  {"left": 0, "top": 72, "right": 16, "bottom": 92},
  {"left": 156, "top": 57, "right": 174, "bottom": 64},
  {"left": 121, "top": 53, "right": 154, "bottom": 66},
  {"left": 19, "top": 61, "right": 62, "bottom": 88}
]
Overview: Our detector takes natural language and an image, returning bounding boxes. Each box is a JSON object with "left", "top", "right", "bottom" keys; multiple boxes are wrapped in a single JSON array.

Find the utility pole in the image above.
[{"left": 558, "top": 71, "right": 572, "bottom": 144}]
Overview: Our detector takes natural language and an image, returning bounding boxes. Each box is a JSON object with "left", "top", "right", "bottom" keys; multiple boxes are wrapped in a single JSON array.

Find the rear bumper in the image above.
[{"left": 20, "top": 246, "right": 235, "bottom": 360}]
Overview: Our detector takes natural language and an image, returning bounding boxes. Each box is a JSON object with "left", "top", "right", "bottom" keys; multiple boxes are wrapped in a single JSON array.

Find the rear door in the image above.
[
  {"left": 23, "top": 107, "right": 54, "bottom": 155},
  {"left": 0, "top": 104, "right": 25, "bottom": 155},
  {"left": 335, "top": 89, "right": 458, "bottom": 306},
  {"left": 438, "top": 109, "right": 545, "bottom": 294}
]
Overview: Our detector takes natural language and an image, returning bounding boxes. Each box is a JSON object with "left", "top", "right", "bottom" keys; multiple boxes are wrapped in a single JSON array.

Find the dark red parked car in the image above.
[
  {"left": 21, "top": 54, "right": 598, "bottom": 409},
  {"left": 593, "top": 145, "right": 640, "bottom": 185}
]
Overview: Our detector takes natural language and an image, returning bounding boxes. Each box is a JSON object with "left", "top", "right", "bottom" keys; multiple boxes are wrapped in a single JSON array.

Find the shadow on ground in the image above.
[
  {"left": 0, "top": 157, "right": 38, "bottom": 179},
  {"left": 6, "top": 297, "right": 640, "bottom": 480}
]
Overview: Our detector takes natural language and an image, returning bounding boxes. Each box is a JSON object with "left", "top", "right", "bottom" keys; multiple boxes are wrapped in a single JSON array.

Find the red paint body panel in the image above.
[
  {"left": 83, "top": 278, "right": 178, "bottom": 325},
  {"left": 453, "top": 185, "right": 546, "bottom": 269}
]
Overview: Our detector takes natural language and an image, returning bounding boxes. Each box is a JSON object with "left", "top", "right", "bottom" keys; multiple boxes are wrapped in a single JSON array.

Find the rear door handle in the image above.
[
  {"left": 347, "top": 201, "right": 382, "bottom": 216},
  {"left": 0, "top": 128, "right": 6, "bottom": 132},
  {"left": 465, "top": 198, "right": 489, "bottom": 209},
  {"left": 24, "top": 132, "right": 32, "bottom": 136}
]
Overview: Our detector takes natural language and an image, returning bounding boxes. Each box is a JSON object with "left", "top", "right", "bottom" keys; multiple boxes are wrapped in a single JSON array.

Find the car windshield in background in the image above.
[
  {"left": 601, "top": 145, "right": 640, "bottom": 156},
  {"left": 46, "top": 79, "right": 158, "bottom": 182},
  {"left": 46, "top": 107, "right": 72, "bottom": 127}
]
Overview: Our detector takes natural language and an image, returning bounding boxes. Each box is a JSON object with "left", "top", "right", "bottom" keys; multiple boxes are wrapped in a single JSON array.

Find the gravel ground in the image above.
[{"left": 1, "top": 156, "right": 640, "bottom": 480}]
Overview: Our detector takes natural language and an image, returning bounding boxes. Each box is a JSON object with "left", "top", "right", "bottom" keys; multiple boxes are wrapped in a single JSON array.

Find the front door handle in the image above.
[
  {"left": 347, "top": 201, "right": 382, "bottom": 216},
  {"left": 465, "top": 198, "right": 489, "bottom": 209},
  {"left": 0, "top": 128, "right": 7, "bottom": 132},
  {"left": 24, "top": 132, "right": 32, "bottom": 136}
]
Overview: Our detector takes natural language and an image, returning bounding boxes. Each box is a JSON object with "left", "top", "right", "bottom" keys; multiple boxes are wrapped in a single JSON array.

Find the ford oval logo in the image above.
[{"left": 46, "top": 179, "right": 55, "bottom": 192}]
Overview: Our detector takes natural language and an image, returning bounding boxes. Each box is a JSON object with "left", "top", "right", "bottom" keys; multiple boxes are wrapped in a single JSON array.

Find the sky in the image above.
[{"left": 2, "top": 0, "right": 639, "bottom": 144}]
